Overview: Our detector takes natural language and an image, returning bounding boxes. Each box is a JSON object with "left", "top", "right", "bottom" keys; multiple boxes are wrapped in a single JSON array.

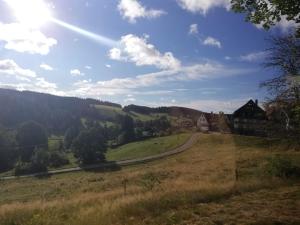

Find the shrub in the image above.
[
  {"left": 49, "top": 151, "right": 69, "bottom": 168},
  {"left": 14, "top": 160, "right": 33, "bottom": 176},
  {"left": 266, "top": 155, "right": 300, "bottom": 178},
  {"left": 14, "top": 148, "right": 49, "bottom": 176},
  {"left": 139, "top": 172, "right": 161, "bottom": 191}
]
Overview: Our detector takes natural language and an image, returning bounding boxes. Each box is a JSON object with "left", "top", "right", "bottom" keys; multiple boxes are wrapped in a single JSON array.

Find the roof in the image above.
[{"left": 233, "top": 100, "right": 266, "bottom": 119}]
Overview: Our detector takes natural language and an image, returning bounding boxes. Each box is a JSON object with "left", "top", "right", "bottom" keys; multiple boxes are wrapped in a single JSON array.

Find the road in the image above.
[{"left": 0, "top": 133, "right": 199, "bottom": 180}]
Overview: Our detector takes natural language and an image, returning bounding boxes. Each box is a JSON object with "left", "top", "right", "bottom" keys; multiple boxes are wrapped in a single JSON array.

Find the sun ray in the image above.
[{"left": 50, "top": 18, "right": 118, "bottom": 47}]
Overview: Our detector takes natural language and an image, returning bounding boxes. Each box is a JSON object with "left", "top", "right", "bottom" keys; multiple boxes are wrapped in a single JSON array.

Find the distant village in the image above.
[{"left": 194, "top": 99, "right": 267, "bottom": 136}]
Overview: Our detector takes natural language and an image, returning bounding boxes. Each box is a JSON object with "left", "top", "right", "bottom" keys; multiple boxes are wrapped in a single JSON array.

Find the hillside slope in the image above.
[
  {"left": 0, "top": 133, "right": 299, "bottom": 225},
  {"left": 0, "top": 88, "right": 202, "bottom": 135}
]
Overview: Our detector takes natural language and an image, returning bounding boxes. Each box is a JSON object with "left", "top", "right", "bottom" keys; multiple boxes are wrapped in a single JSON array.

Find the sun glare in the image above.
[{"left": 6, "top": 0, "right": 52, "bottom": 28}]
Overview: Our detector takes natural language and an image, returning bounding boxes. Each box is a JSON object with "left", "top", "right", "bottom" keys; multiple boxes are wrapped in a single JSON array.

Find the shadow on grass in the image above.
[{"left": 80, "top": 161, "right": 121, "bottom": 173}]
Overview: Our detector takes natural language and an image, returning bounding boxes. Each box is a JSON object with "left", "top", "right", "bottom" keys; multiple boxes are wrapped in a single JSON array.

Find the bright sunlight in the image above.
[{"left": 5, "top": 0, "right": 52, "bottom": 28}]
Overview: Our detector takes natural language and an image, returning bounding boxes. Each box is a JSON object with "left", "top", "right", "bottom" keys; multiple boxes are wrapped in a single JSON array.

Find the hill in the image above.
[{"left": 0, "top": 88, "right": 202, "bottom": 135}]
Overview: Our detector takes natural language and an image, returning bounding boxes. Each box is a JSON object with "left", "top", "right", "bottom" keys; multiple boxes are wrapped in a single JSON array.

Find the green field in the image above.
[
  {"left": 106, "top": 133, "right": 191, "bottom": 161},
  {"left": 0, "top": 133, "right": 299, "bottom": 225},
  {"left": 94, "top": 104, "right": 125, "bottom": 116}
]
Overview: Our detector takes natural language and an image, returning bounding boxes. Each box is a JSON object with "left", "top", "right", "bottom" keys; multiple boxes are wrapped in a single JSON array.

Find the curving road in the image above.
[{"left": 0, "top": 133, "right": 199, "bottom": 180}]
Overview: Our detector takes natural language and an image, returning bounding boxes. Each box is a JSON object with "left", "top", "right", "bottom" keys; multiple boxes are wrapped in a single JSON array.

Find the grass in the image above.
[
  {"left": 106, "top": 133, "right": 191, "bottom": 161},
  {"left": 130, "top": 112, "right": 171, "bottom": 122},
  {"left": 0, "top": 133, "right": 299, "bottom": 225},
  {"left": 94, "top": 104, "right": 126, "bottom": 117}
]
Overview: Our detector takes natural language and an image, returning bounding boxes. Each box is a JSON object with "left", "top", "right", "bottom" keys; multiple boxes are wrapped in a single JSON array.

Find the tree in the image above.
[
  {"left": 261, "top": 36, "right": 300, "bottom": 102},
  {"left": 72, "top": 127, "right": 107, "bottom": 164},
  {"left": 117, "top": 115, "right": 135, "bottom": 144},
  {"left": 64, "top": 126, "right": 80, "bottom": 150},
  {"left": 0, "top": 131, "right": 16, "bottom": 171},
  {"left": 16, "top": 121, "right": 48, "bottom": 162},
  {"left": 231, "top": 0, "right": 300, "bottom": 36},
  {"left": 260, "top": 35, "right": 300, "bottom": 138},
  {"left": 30, "top": 147, "right": 49, "bottom": 172}
]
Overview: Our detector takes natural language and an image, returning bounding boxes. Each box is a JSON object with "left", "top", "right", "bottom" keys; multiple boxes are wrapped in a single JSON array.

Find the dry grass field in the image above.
[{"left": 0, "top": 133, "right": 299, "bottom": 225}]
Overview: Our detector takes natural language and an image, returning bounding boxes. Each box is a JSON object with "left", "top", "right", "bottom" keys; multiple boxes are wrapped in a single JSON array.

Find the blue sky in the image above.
[{"left": 0, "top": 0, "right": 297, "bottom": 112}]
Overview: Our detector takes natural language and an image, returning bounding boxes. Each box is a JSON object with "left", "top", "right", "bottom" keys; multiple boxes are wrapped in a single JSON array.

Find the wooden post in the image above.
[
  {"left": 122, "top": 178, "right": 128, "bottom": 195},
  {"left": 235, "top": 168, "right": 239, "bottom": 182}
]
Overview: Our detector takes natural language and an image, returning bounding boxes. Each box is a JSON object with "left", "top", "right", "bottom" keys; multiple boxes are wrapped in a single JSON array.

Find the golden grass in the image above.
[{"left": 0, "top": 133, "right": 299, "bottom": 225}]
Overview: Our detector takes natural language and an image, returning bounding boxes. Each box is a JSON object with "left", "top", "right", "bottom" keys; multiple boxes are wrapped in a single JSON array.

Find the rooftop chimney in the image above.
[{"left": 255, "top": 99, "right": 258, "bottom": 105}]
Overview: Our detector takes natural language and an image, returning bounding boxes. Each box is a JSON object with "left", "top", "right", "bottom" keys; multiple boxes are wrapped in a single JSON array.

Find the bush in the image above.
[
  {"left": 266, "top": 155, "right": 300, "bottom": 178},
  {"left": 139, "top": 172, "right": 161, "bottom": 191},
  {"left": 16, "top": 121, "right": 48, "bottom": 161},
  {"left": 49, "top": 151, "right": 69, "bottom": 168},
  {"left": 14, "top": 148, "right": 49, "bottom": 176},
  {"left": 14, "top": 160, "right": 33, "bottom": 176}
]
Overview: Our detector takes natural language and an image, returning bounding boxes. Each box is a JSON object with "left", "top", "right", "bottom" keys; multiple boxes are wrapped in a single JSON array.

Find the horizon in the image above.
[{"left": 0, "top": 87, "right": 262, "bottom": 114}]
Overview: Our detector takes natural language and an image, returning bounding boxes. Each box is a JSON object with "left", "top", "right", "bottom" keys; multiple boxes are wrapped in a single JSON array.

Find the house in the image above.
[
  {"left": 233, "top": 99, "right": 267, "bottom": 136},
  {"left": 197, "top": 112, "right": 232, "bottom": 133},
  {"left": 197, "top": 113, "right": 209, "bottom": 132}
]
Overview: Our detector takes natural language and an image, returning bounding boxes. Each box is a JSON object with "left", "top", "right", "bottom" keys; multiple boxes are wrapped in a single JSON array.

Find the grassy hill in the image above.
[
  {"left": 106, "top": 133, "right": 191, "bottom": 161},
  {"left": 0, "top": 88, "right": 202, "bottom": 135},
  {"left": 0, "top": 133, "right": 299, "bottom": 225}
]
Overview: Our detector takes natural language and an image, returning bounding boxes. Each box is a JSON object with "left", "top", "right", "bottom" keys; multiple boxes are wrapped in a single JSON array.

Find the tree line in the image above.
[{"left": 0, "top": 114, "right": 171, "bottom": 175}]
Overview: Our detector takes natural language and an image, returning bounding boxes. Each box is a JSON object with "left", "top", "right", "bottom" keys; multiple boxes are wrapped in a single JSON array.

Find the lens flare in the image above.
[
  {"left": 51, "top": 18, "right": 118, "bottom": 47},
  {"left": 5, "top": 0, "right": 118, "bottom": 47}
]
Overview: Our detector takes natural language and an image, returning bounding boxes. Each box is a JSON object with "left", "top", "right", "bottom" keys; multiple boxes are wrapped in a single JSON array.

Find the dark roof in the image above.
[{"left": 233, "top": 100, "right": 266, "bottom": 119}]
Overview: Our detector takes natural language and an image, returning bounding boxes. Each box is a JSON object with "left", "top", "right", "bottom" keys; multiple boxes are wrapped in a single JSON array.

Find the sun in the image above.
[{"left": 6, "top": 0, "right": 52, "bottom": 28}]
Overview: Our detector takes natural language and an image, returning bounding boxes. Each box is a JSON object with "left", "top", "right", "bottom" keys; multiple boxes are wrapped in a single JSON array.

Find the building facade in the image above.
[{"left": 232, "top": 99, "right": 267, "bottom": 136}]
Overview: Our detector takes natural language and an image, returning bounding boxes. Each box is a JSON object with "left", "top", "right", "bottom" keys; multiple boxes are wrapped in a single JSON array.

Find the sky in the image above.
[{"left": 0, "top": 0, "right": 297, "bottom": 113}]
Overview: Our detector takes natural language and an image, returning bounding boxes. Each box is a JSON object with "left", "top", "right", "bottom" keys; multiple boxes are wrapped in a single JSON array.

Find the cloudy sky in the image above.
[{"left": 0, "top": 0, "right": 296, "bottom": 112}]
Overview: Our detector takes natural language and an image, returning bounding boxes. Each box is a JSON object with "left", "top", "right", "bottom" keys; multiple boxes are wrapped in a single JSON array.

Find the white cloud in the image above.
[
  {"left": 40, "top": 63, "right": 54, "bottom": 71},
  {"left": 108, "top": 34, "right": 181, "bottom": 70},
  {"left": 0, "top": 80, "right": 63, "bottom": 96},
  {"left": 240, "top": 51, "right": 268, "bottom": 62},
  {"left": 108, "top": 48, "right": 123, "bottom": 60},
  {"left": 70, "top": 69, "right": 85, "bottom": 77},
  {"left": 225, "top": 56, "right": 231, "bottom": 60},
  {"left": 0, "top": 59, "right": 36, "bottom": 80},
  {"left": 274, "top": 16, "right": 298, "bottom": 33},
  {"left": 0, "top": 59, "right": 62, "bottom": 96},
  {"left": 71, "top": 61, "right": 251, "bottom": 97},
  {"left": 254, "top": 9, "right": 299, "bottom": 33},
  {"left": 189, "top": 23, "right": 198, "bottom": 35},
  {"left": 168, "top": 98, "right": 250, "bottom": 113},
  {"left": 105, "top": 64, "right": 112, "bottom": 68},
  {"left": 203, "top": 36, "right": 222, "bottom": 48},
  {"left": 118, "top": 0, "right": 166, "bottom": 23},
  {"left": 35, "top": 77, "right": 57, "bottom": 89},
  {"left": 177, "top": 0, "right": 231, "bottom": 15},
  {"left": 85, "top": 65, "right": 92, "bottom": 69},
  {"left": 0, "top": 23, "right": 57, "bottom": 55},
  {"left": 124, "top": 97, "right": 136, "bottom": 102}
]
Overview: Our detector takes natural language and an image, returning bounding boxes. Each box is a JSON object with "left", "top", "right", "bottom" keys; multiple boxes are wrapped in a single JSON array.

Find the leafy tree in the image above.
[
  {"left": 0, "top": 131, "right": 16, "bottom": 171},
  {"left": 30, "top": 147, "right": 49, "bottom": 172},
  {"left": 16, "top": 121, "right": 48, "bottom": 162},
  {"left": 231, "top": 0, "right": 300, "bottom": 36},
  {"left": 118, "top": 115, "right": 135, "bottom": 144},
  {"left": 14, "top": 147, "right": 49, "bottom": 175},
  {"left": 48, "top": 151, "right": 69, "bottom": 167},
  {"left": 64, "top": 126, "right": 80, "bottom": 149},
  {"left": 72, "top": 127, "right": 107, "bottom": 164}
]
